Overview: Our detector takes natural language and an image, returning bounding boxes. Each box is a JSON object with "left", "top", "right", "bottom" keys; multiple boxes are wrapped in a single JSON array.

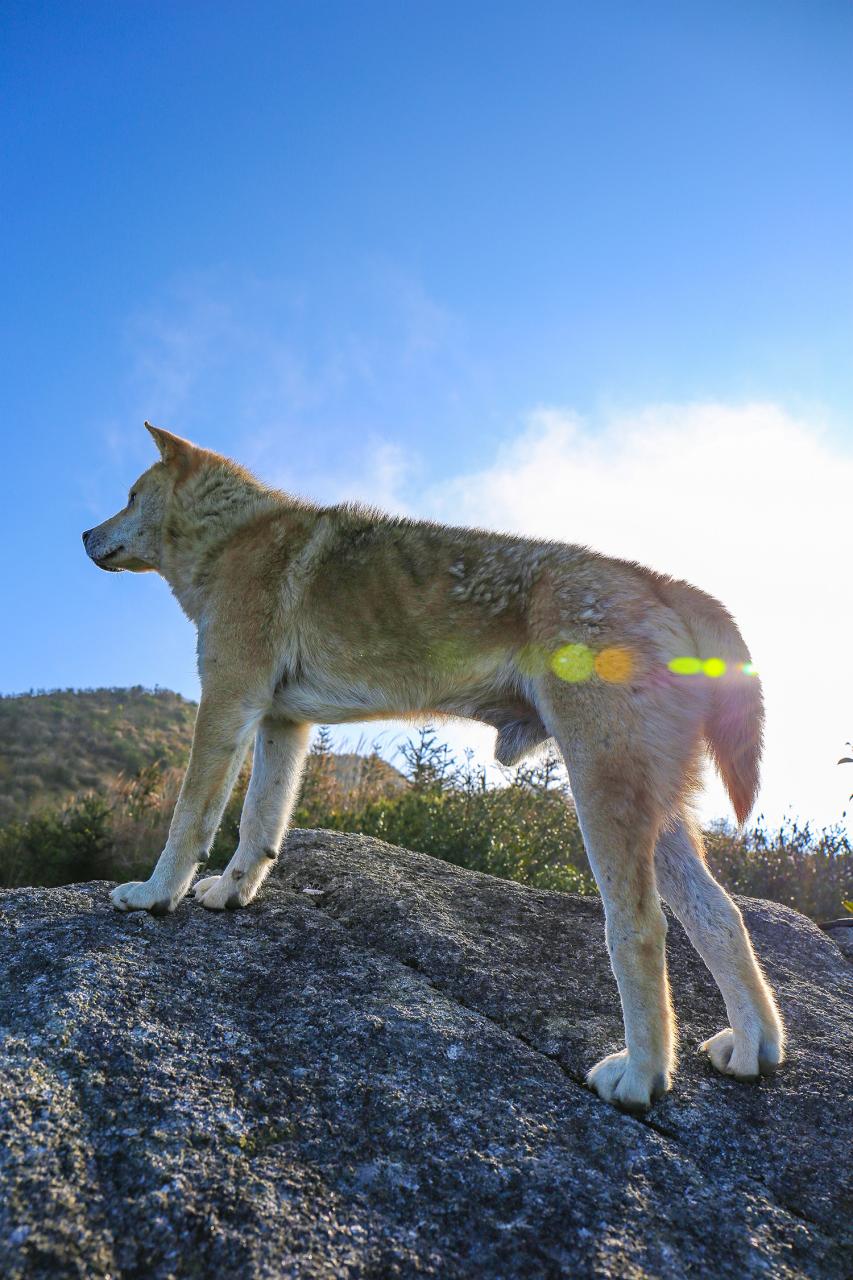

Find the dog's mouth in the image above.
[{"left": 94, "top": 546, "right": 126, "bottom": 572}]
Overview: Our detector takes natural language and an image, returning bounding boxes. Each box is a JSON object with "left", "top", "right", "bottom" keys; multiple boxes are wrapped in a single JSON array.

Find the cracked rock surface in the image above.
[{"left": 0, "top": 828, "right": 850, "bottom": 1279}]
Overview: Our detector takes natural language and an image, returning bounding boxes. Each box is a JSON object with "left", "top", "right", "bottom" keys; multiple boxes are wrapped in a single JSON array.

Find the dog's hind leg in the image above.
[
  {"left": 540, "top": 705, "right": 677, "bottom": 1108},
  {"left": 565, "top": 764, "right": 674, "bottom": 1110},
  {"left": 194, "top": 717, "right": 310, "bottom": 910},
  {"left": 655, "top": 814, "right": 785, "bottom": 1078}
]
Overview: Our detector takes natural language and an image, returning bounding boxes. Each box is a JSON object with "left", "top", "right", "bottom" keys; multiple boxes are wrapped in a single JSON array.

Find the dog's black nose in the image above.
[{"left": 82, "top": 529, "right": 92, "bottom": 547}]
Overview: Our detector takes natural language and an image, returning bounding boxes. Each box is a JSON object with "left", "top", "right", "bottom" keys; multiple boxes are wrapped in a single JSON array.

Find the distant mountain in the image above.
[
  {"left": 0, "top": 688, "right": 197, "bottom": 824},
  {"left": 0, "top": 687, "right": 405, "bottom": 826}
]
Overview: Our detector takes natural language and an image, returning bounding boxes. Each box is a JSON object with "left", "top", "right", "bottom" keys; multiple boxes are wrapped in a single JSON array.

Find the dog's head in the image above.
[{"left": 82, "top": 423, "right": 198, "bottom": 573}]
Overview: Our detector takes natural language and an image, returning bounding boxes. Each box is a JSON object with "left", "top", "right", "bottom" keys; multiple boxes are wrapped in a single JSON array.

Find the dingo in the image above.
[{"left": 82, "top": 424, "right": 784, "bottom": 1110}]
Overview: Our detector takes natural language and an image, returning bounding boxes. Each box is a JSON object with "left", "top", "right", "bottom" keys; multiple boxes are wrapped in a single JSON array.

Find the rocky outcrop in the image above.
[
  {"left": 1, "top": 829, "right": 850, "bottom": 1279},
  {"left": 820, "top": 918, "right": 853, "bottom": 960}
]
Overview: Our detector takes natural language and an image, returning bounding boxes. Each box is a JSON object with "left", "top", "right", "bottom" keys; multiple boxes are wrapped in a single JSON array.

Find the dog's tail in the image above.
[{"left": 654, "top": 576, "right": 764, "bottom": 826}]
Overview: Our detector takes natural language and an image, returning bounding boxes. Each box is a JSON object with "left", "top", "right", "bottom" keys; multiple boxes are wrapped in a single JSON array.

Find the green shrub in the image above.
[
  {"left": 0, "top": 793, "right": 113, "bottom": 888},
  {"left": 704, "top": 819, "right": 851, "bottom": 921},
  {"left": 0, "top": 724, "right": 849, "bottom": 919}
]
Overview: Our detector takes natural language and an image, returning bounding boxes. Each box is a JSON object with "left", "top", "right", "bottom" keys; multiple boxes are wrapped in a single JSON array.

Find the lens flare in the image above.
[
  {"left": 594, "top": 646, "right": 634, "bottom": 683},
  {"left": 529, "top": 644, "right": 752, "bottom": 686},
  {"left": 667, "top": 656, "right": 703, "bottom": 675},
  {"left": 550, "top": 643, "right": 595, "bottom": 682}
]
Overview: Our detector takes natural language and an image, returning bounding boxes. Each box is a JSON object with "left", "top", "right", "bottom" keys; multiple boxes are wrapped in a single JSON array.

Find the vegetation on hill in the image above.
[
  {"left": 0, "top": 687, "right": 404, "bottom": 826},
  {"left": 0, "top": 690, "right": 849, "bottom": 919},
  {"left": 0, "top": 687, "right": 196, "bottom": 823}
]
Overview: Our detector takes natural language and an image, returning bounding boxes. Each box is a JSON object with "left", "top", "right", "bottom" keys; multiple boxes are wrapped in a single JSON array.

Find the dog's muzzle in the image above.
[{"left": 82, "top": 530, "right": 125, "bottom": 571}]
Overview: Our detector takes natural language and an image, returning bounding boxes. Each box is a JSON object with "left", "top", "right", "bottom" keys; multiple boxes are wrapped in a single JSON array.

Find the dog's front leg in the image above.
[
  {"left": 110, "top": 689, "right": 262, "bottom": 914},
  {"left": 194, "top": 716, "right": 311, "bottom": 910}
]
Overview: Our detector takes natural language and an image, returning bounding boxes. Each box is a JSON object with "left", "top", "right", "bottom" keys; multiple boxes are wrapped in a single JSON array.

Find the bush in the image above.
[
  {"left": 704, "top": 819, "right": 852, "bottom": 921},
  {"left": 0, "top": 793, "right": 113, "bottom": 888},
  {"left": 296, "top": 731, "right": 593, "bottom": 893},
  {"left": 0, "top": 726, "right": 849, "bottom": 919}
]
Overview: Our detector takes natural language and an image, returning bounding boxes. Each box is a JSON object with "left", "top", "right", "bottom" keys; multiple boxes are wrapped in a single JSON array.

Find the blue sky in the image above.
[{"left": 2, "top": 2, "right": 851, "bottom": 825}]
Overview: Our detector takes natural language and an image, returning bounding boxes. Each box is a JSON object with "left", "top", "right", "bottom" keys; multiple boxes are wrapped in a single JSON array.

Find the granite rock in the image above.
[{"left": 0, "top": 828, "right": 850, "bottom": 1278}]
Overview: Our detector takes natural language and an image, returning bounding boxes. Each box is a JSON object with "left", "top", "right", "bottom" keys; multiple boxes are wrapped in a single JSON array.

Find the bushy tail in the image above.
[{"left": 655, "top": 577, "right": 764, "bottom": 826}]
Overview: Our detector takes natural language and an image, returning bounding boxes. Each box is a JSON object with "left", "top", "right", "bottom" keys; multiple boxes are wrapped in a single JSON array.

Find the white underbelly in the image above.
[{"left": 271, "top": 675, "right": 425, "bottom": 725}]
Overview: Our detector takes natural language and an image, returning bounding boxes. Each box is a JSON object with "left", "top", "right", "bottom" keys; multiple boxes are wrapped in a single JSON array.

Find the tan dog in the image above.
[{"left": 82, "top": 423, "right": 784, "bottom": 1110}]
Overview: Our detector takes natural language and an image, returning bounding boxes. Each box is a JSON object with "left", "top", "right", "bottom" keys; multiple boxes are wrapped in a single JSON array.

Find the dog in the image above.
[{"left": 82, "top": 423, "right": 784, "bottom": 1110}]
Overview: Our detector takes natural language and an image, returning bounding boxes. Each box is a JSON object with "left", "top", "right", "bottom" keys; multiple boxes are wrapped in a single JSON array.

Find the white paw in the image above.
[
  {"left": 700, "top": 1025, "right": 783, "bottom": 1080},
  {"left": 192, "top": 875, "right": 221, "bottom": 900},
  {"left": 193, "top": 872, "right": 254, "bottom": 911},
  {"left": 586, "top": 1049, "right": 671, "bottom": 1112},
  {"left": 110, "top": 880, "right": 176, "bottom": 914}
]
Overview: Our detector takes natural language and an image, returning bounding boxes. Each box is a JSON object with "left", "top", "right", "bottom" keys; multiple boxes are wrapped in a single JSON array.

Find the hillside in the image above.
[
  {"left": 0, "top": 688, "right": 197, "bottom": 823},
  {"left": 0, "top": 690, "right": 848, "bottom": 919},
  {"left": 0, "top": 687, "right": 405, "bottom": 826}
]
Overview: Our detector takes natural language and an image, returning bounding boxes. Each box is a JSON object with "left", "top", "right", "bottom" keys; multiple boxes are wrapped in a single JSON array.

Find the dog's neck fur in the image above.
[{"left": 159, "top": 459, "right": 286, "bottom": 622}]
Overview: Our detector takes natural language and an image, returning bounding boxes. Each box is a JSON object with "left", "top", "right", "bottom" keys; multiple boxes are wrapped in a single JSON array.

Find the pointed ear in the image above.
[{"left": 144, "top": 421, "right": 195, "bottom": 466}]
